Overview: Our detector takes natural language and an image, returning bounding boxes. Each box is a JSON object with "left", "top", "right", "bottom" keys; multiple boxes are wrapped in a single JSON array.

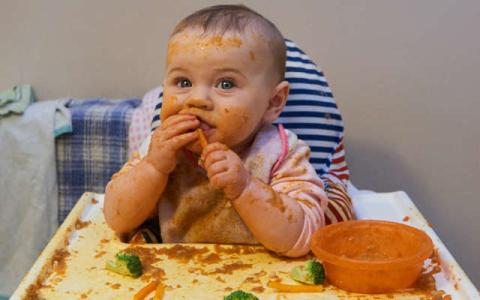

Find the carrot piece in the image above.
[
  {"left": 267, "top": 281, "right": 324, "bottom": 293},
  {"left": 196, "top": 128, "right": 208, "bottom": 148},
  {"left": 133, "top": 281, "right": 158, "bottom": 300},
  {"left": 153, "top": 283, "right": 165, "bottom": 300}
]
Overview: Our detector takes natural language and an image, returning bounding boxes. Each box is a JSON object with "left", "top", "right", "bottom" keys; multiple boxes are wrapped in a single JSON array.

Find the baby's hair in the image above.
[{"left": 171, "top": 4, "right": 286, "bottom": 83}]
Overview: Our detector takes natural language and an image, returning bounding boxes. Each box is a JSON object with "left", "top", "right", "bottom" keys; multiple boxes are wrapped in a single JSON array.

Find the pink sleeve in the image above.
[{"left": 270, "top": 139, "right": 329, "bottom": 257}]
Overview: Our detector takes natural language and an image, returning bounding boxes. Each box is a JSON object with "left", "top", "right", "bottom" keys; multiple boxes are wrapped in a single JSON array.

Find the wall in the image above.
[{"left": 1, "top": 0, "right": 479, "bottom": 286}]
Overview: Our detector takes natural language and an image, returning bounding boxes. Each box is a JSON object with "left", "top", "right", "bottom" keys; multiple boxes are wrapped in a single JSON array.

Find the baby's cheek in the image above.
[
  {"left": 160, "top": 95, "right": 180, "bottom": 121},
  {"left": 219, "top": 107, "right": 254, "bottom": 142}
]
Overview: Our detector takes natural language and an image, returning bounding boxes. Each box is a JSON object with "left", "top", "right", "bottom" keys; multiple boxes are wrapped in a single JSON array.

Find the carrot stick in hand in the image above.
[{"left": 196, "top": 128, "right": 208, "bottom": 148}]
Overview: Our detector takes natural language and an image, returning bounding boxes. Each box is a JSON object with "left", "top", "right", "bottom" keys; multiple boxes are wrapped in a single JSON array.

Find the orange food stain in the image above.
[
  {"left": 52, "top": 248, "right": 70, "bottom": 276},
  {"left": 208, "top": 261, "right": 253, "bottom": 275},
  {"left": 24, "top": 278, "right": 46, "bottom": 300},
  {"left": 74, "top": 219, "right": 91, "bottom": 230},
  {"left": 242, "top": 276, "right": 261, "bottom": 284},
  {"left": 296, "top": 198, "right": 315, "bottom": 208},
  {"left": 188, "top": 261, "right": 253, "bottom": 276},
  {"left": 251, "top": 286, "right": 265, "bottom": 293},
  {"left": 169, "top": 95, "right": 177, "bottom": 101},
  {"left": 94, "top": 250, "right": 106, "bottom": 258},
  {"left": 197, "top": 252, "right": 221, "bottom": 264},
  {"left": 167, "top": 36, "right": 243, "bottom": 64},
  {"left": 110, "top": 283, "right": 121, "bottom": 289},
  {"left": 213, "top": 244, "right": 267, "bottom": 255}
]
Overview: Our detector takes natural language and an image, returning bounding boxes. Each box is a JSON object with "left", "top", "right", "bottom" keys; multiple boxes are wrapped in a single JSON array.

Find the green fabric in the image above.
[
  {"left": 0, "top": 295, "right": 9, "bottom": 300},
  {"left": 0, "top": 84, "right": 35, "bottom": 116}
]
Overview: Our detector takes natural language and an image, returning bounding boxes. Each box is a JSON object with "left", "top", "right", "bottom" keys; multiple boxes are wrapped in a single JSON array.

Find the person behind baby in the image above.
[{"left": 104, "top": 4, "right": 329, "bottom": 257}]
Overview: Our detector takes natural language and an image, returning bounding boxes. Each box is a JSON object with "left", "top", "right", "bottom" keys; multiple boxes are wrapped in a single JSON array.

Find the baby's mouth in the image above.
[
  {"left": 199, "top": 121, "right": 211, "bottom": 131},
  {"left": 195, "top": 116, "right": 214, "bottom": 133}
]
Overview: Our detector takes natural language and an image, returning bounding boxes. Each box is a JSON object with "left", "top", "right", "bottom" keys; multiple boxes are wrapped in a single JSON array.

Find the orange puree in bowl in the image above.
[{"left": 311, "top": 220, "right": 433, "bottom": 294}]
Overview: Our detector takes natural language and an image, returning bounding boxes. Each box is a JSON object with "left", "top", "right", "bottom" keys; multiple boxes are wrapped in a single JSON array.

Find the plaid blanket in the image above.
[{"left": 56, "top": 98, "right": 140, "bottom": 223}]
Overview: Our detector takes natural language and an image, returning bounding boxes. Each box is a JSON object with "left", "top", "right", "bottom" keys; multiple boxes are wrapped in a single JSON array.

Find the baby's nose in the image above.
[
  {"left": 185, "top": 98, "right": 213, "bottom": 110},
  {"left": 184, "top": 89, "right": 213, "bottom": 110}
]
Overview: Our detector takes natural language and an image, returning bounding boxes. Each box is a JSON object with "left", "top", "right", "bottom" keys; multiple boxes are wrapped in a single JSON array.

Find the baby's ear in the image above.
[{"left": 263, "top": 81, "right": 289, "bottom": 124}]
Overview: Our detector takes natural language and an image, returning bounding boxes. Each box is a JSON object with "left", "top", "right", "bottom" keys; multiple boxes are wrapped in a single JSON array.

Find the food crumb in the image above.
[
  {"left": 403, "top": 216, "right": 410, "bottom": 222},
  {"left": 251, "top": 286, "right": 265, "bottom": 293},
  {"left": 94, "top": 250, "right": 106, "bottom": 258}
]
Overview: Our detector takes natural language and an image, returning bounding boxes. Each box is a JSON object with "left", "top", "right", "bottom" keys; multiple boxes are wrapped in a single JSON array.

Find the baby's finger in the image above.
[
  {"left": 206, "top": 160, "right": 229, "bottom": 179},
  {"left": 168, "top": 131, "right": 198, "bottom": 151},
  {"left": 161, "top": 114, "right": 197, "bottom": 129},
  {"left": 163, "top": 118, "right": 199, "bottom": 140},
  {"left": 209, "top": 170, "right": 233, "bottom": 189},
  {"left": 201, "top": 142, "right": 229, "bottom": 162},
  {"left": 203, "top": 150, "right": 227, "bottom": 169}
]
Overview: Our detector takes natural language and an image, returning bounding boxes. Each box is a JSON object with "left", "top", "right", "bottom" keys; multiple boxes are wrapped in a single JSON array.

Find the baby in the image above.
[{"left": 104, "top": 4, "right": 331, "bottom": 257}]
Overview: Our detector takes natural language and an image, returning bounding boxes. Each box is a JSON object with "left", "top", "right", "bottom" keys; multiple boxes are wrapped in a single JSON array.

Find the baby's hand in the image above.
[
  {"left": 200, "top": 142, "right": 251, "bottom": 200},
  {"left": 146, "top": 114, "right": 199, "bottom": 174}
]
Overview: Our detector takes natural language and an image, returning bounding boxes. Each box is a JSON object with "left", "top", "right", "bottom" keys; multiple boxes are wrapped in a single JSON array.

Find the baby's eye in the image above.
[
  {"left": 176, "top": 79, "right": 192, "bottom": 88},
  {"left": 216, "top": 79, "right": 235, "bottom": 90}
]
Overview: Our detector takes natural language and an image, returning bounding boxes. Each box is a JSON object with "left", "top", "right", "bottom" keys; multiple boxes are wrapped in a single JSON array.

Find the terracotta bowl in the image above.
[{"left": 311, "top": 220, "right": 433, "bottom": 294}]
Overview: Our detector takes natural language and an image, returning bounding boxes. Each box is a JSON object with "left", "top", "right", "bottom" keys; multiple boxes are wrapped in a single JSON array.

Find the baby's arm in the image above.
[
  {"left": 104, "top": 114, "right": 199, "bottom": 233},
  {"left": 201, "top": 141, "right": 328, "bottom": 257}
]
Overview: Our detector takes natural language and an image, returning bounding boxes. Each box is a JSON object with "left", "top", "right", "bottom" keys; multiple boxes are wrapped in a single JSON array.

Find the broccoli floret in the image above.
[
  {"left": 290, "top": 259, "right": 325, "bottom": 285},
  {"left": 105, "top": 252, "right": 142, "bottom": 278},
  {"left": 224, "top": 290, "right": 259, "bottom": 300}
]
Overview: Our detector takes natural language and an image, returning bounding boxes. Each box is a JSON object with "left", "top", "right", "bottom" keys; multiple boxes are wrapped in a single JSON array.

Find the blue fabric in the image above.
[
  {"left": 150, "top": 39, "right": 345, "bottom": 176},
  {"left": 56, "top": 98, "right": 140, "bottom": 223}
]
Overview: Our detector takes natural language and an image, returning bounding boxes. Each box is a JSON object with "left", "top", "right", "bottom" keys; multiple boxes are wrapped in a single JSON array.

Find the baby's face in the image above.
[{"left": 162, "top": 29, "right": 278, "bottom": 153}]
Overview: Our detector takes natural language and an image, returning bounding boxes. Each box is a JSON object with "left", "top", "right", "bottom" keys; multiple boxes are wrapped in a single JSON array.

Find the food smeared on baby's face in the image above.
[
  {"left": 167, "top": 35, "right": 243, "bottom": 64},
  {"left": 162, "top": 29, "right": 279, "bottom": 153}
]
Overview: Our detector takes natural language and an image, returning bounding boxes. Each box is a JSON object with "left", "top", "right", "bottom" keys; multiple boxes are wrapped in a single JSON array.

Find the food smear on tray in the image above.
[{"left": 18, "top": 197, "right": 454, "bottom": 300}]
